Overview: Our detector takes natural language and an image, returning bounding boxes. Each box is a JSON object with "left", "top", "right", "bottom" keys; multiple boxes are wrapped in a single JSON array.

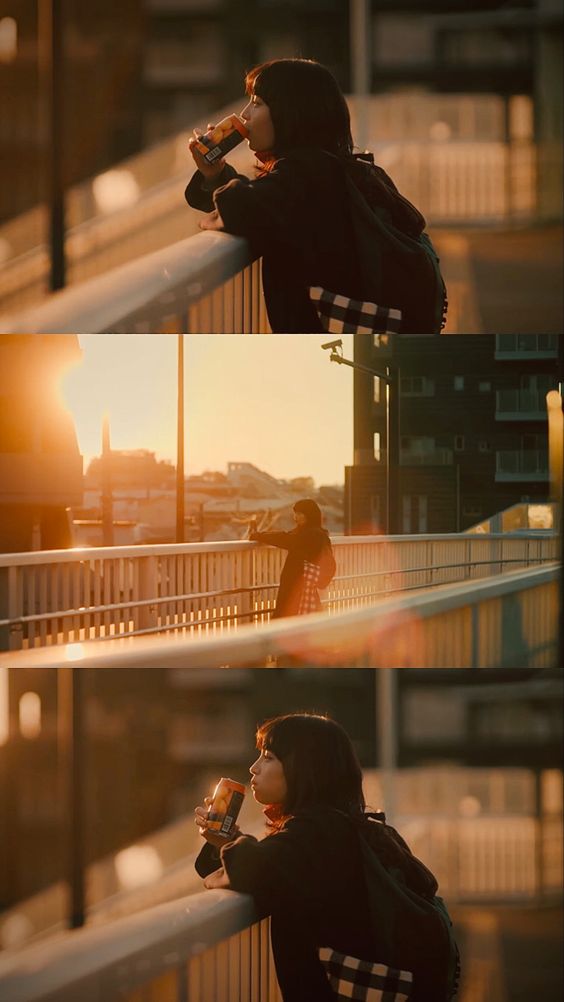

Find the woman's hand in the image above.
[
  {"left": 195, "top": 799, "right": 241, "bottom": 849},
  {"left": 204, "top": 867, "right": 232, "bottom": 890},
  {"left": 198, "top": 208, "right": 225, "bottom": 232},
  {"left": 188, "top": 125, "right": 226, "bottom": 181}
]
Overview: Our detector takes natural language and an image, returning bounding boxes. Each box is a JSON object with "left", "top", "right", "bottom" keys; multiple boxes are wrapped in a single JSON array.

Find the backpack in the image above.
[
  {"left": 356, "top": 813, "right": 461, "bottom": 1002},
  {"left": 316, "top": 543, "right": 337, "bottom": 589},
  {"left": 344, "top": 171, "right": 448, "bottom": 335}
]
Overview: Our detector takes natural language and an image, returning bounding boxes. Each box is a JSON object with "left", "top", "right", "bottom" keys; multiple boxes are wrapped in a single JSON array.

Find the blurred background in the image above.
[
  {"left": 0, "top": 666, "right": 562, "bottom": 1001},
  {"left": 0, "top": 0, "right": 562, "bottom": 330}
]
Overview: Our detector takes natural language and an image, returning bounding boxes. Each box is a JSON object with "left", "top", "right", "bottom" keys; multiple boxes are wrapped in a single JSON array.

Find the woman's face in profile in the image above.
[
  {"left": 241, "top": 92, "right": 275, "bottom": 154},
  {"left": 293, "top": 509, "right": 307, "bottom": 526},
  {"left": 250, "top": 747, "right": 288, "bottom": 806}
]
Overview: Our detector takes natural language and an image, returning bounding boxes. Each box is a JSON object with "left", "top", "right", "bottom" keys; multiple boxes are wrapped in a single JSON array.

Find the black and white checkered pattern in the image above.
[
  {"left": 310, "top": 286, "right": 402, "bottom": 336},
  {"left": 297, "top": 560, "right": 321, "bottom": 615},
  {"left": 319, "top": 948, "right": 413, "bottom": 1001}
]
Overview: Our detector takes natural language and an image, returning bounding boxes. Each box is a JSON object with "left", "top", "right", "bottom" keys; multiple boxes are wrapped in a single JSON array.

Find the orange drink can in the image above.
[
  {"left": 194, "top": 114, "right": 249, "bottom": 165},
  {"left": 207, "top": 777, "right": 246, "bottom": 837}
]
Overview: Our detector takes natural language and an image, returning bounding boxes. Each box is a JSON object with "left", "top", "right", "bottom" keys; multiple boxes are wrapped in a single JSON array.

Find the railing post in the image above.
[
  {"left": 237, "top": 545, "right": 255, "bottom": 626},
  {"left": 136, "top": 555, "right": 159, "bottom": 633},
  {"left": 0, "top": 566, "right": 23, "bottom": 652}
]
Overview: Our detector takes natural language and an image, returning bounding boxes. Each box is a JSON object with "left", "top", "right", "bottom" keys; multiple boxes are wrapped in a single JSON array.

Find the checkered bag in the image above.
[
  {"left": 319, "top": 947, "right": 413, "bottom": 1001},
  {"left": 297, "top": 560, "right": 321, "bottom": 614},
  {"left": 310, "top": 286, "right": 402, "bottom": 336}
]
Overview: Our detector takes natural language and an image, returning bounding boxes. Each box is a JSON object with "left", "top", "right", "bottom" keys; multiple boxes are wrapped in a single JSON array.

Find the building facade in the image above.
[{"left": 345, "top": 333, "right": 561, "bottom": 535}]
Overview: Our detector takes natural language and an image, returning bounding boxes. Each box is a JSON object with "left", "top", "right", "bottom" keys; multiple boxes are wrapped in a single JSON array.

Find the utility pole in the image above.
[
  {"left": 101, "top": 414, "right": 114, "bottom": 547},
  {"left": 176, "top": 335, "right": 185, "bottom": 543}
]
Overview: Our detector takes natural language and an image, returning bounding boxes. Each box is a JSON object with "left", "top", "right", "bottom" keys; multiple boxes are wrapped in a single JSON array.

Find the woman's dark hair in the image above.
[
  {"left": 245, "top": 58, "right": 353, "bottom": 158},
  {"left": 293, "top": 498, "right": 322, "bottom": 528},
  {"left": 256, "top": 713, "right": 365, "bottom": 819}
]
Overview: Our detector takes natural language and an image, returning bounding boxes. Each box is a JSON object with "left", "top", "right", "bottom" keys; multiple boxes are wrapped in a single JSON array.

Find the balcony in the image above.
[
  {"left": 400, "top": 447, "right": 454, "bottom": 465},
  {"left": 495, "top": 449, "right": 549, "bottom": 482},
  {"left": 495, "top": 334, "right": 559, "bottom": 359},
  {"left": 495, "top": 389, "right": 550, "bottom": 421}
]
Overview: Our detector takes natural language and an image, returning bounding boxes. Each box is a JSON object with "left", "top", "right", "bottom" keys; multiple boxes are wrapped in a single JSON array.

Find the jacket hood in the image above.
[{"left": 346, "top": 152, "right": 427, "bottom": 238}]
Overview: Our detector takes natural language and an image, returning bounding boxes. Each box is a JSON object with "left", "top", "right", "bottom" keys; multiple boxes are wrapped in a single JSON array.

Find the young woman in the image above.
[
  {"left": 186, "top": 58, "right": 444, "bottom": 334},
  {"left": 249, "top": 498, "right": 334, "bottom": 618},
  {"left": 194, "top": 713, "right": 458, "bottom": 1002}
]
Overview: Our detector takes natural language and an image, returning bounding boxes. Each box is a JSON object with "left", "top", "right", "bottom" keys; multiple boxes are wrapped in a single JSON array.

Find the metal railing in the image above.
[
  {"left": 2, "top": 91, "right": 555, "bottom": 324},
  {"left": 1, "top": 563, "right": 559, "bottom": 668},
  {"left": 495, "top": 389, "right": 549, "bottom": 417},
  {"left": 0, "top": 889, "right": 280, "bottom": 1002},
  {"left": 495, "top": 450, "right": 549, "bottom": 479},
  {"left": 0, "top": 533, "right": 557, "bottom": 652},
  {"left": 0, "top": 231, "right": 270, "bottom": 334},
  {"left": 0, "top": 798, "right": 561, "bottom": 1002}
]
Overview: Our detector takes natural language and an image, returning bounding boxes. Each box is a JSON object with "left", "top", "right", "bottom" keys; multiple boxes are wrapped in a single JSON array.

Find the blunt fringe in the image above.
[
  {"left": 256, "top": 713, "right": 365, "bottom": 819},
  {"left": 245, "top": 58, "right": 353, "bottom": 158}
]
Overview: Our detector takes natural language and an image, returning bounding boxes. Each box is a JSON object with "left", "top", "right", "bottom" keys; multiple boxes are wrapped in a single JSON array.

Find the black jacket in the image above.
[
  {"left": 250, "top": 525, "right": 331, "bottom": 617},
  {"left": 184, "top": 148, "right": 426, "bottom": 333},
  {"left": 195, "top": 807, "right": 374, "bottom": 1002}
]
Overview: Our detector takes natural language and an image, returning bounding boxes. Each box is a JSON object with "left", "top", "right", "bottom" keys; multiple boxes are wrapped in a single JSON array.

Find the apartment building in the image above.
[{"left": 345, "top": 333, "right": 561, "bottom": 534}]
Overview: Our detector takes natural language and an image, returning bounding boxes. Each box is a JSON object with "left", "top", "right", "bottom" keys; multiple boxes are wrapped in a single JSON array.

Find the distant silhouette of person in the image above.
[
  {"left": 194, "top": 713, "right": 459, "bottom": 1002},
  {"left": 249, "top": 499, "right": 335, "bottom": 617},
  {"left": 186, "top": 58, "right": 445, "bottom": 334}
]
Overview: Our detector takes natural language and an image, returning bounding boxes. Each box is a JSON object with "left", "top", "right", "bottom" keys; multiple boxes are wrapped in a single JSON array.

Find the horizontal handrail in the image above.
[
  {"left": 0, "top": 889, "right": 259, "bottom": 1002},
  {"left": 0, "top": 530, "right": 554, "bottom": 566},
  {"left": 0, "top": 230, "right": 253, "bottom": 334},
  {"left": 1, "top": 564, "right": 558, "bottom": 669}
]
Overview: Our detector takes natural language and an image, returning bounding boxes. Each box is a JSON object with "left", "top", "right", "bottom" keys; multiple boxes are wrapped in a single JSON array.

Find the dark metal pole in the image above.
[
  {"left": 58, "top": 668, "right": 85, "bottom": 928},
  {"left": 39, "top": 0, "right": 66, "bottom": 290},
  {"left": 176, "top": 335, "right": 185, "bottom": 543},
  {"left": 388, "top": 362, "right": 400, "bottom": 535},
  {"left": 101, "top": 414, "right": 114, "bottom": 547}
]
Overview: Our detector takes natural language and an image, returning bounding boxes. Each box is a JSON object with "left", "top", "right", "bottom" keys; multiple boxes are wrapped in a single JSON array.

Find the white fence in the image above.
[
  {"left": 0, "top": 533, "right": 556, "bottom": 652},
  {"left": 2, "top": 563, "right": 559, "bottom": 669}
]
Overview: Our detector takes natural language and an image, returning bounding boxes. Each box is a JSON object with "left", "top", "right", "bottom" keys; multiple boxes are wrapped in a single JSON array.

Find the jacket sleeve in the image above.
[
  {"left": 212, "top": 158, "right": 307, "bottom": 254},
  {"left": 219, "top": 819, "right": 320, "bottom": 917},
  {"left": 194, "top": 841, "right": 222, "bottom": 877},
  {"left": 184, "top": 164, "right": 247, "bottom": 213},
  {"left": 250, "top": 531, "right": 296, "bottom": 551}
]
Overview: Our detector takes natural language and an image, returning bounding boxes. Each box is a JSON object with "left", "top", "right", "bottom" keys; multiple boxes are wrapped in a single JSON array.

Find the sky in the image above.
[{"left": 60, "top": 335, "right": 354, "bottom": 486}]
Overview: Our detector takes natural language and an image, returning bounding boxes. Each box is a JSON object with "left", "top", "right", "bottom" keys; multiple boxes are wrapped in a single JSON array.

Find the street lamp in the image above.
[
  {"left": 321, "top": 339, "right": 398, "bottom": 821},
  {"left": 321, "top": 338, "right": 400, "bottom": 535}
]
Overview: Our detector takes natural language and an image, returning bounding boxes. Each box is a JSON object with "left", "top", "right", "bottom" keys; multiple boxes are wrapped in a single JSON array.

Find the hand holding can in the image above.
[{"left": 193, "top": 115, "right": 249, "bottom": 166}]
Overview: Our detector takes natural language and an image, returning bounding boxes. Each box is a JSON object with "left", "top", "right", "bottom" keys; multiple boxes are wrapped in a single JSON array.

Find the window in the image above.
[
  {"left": 402, "top": 495, "right": 428, "bottom": 533},
  {"left": 454, "top": 435, "right": 465, "bottom": 451},
  {"left": 373, "top": 377, "right": 381, "bottom": 404},
  {"left": 400, "top": 376, "right": 435, "bottom": 397},
  {"left": 478, "top": 381, "right": 491, "bottom": 392},
  {"left": 454, "top": 376, "right": 464, "bottom": 391},
  {"left": 374, "top": 432, "right": 382, "bottom": 462},
  {"left": 401, "top": 436, "right": 435, "bottom": 455},
  {"left": 478, "top": 441, "right": 490, "bottom": 452}
]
